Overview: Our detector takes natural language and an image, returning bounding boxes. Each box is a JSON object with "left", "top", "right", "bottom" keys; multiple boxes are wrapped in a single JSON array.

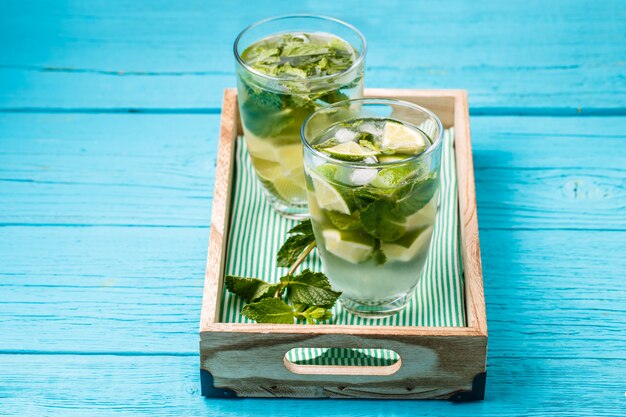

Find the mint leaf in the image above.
[
  {"left": 326, "top": 210, "right": 361, "bottom": 231},
  {"left": 391, "top": 174, "right": 438, "bottom": 217},
  {"left": 294, "top": 304, "right": 333, "bottom": 324},
  {"left": 286, "top": 219, "right": 314, "bottom": 236},
  {"left": 238, "top": 81, "right": 295, "bottom": 138},
  {"left": 276, "top": 220, "right": 315, "bottom": 268},
  {"left": 359, "top": 199, "right": 406, "bottom": 242},
  {"left": 241, "top": 298, "right": 295, "bottom": 324},
  {"left": 225, "top": 275, "right": 283, "bottom": 303},
  {"left": 281, "top": 269, "right": 341, "bottom": 308}
]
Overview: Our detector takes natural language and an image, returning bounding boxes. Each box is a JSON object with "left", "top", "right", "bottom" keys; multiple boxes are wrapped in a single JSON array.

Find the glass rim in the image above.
[
  {"left": 233, "top": 14, "right": 367, "bottom": 83},
  {"left": 301, "top": 98, "right": 444, "bottom": 168}
]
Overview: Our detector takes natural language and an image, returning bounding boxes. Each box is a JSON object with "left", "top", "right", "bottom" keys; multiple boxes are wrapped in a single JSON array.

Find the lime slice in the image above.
[
  {"left": 245, "top": 132, "right": 281, "bottom": 162},
  {"left": 310, "top": 171, "right": 350, "bottom": 215},
  {"left": 276, "top": 143, "right": 303, "bottom": 175},
  {"left": 307, "top": 194, "right": 325, "bottom": 223},
  {"left": 370, "top": 165, "right": 417, "bottom": 188},
  {"left": 381, "top": 122, "right": 427, "bottom": 155},
  {"left": 381, "top": 226, "right": 433, "bottom": 262},
  {"left": 272, "top": 176, "right": 306, "bottom": 202},
  {"left": 252, "top": 158, "right": 282, "bottom": 182},
  {"left": 378, "top": 154, "right": 411, "bottom": 163},
  {"left": 326, "top": 210, "right": 361, "bottom": 231},
  {"left": 316, "top": 164, "right": 338, "bottom": 181},
  {"left": 322, "top": 229, "right": 374, "bottom": 264},
  {"left": 319, "top": 142, "right": 379, "bottom": 161},
  {"left": 403, "top": 193, "right": 438, "bottom": 231}
]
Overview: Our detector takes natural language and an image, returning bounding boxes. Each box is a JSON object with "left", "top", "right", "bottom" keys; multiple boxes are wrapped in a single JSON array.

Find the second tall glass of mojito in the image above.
[
  {"left": 234, "top": 15, "right": 366, "bottom": 219},
  {"left": 302, "top": 99, "right": 444, "bottom": 316}
]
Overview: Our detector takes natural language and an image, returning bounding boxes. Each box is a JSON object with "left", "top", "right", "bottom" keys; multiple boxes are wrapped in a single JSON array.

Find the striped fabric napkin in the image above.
[{"left": 220, "top": 129, "right": 465, "bottom": 365}]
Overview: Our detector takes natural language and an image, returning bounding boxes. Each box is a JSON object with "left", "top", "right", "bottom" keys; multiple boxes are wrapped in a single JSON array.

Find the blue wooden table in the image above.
[{"left": 1, "top": 0, "right": 625, "bottom": 415}]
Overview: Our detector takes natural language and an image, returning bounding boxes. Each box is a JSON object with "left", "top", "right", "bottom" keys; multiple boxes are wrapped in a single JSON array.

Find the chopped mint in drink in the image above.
[{"left": 242, "top": 33, "right": 357, "bottom": 79}]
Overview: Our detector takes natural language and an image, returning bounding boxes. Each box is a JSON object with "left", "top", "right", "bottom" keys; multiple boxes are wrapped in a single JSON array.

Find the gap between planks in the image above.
[{"left": 1, "top": 107, "right": 626, "bottom": 116}]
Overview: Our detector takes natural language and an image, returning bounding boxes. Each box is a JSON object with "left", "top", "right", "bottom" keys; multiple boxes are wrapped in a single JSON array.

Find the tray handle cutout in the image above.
[{"left": 284, "top": 347, "right": 402, "bottom": 376}]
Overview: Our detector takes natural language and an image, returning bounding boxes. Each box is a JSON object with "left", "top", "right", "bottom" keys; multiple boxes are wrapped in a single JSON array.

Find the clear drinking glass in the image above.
[
  {"left": 234, "top": 15, "right": 366, "bottom": 219},
  {"left": 301, "top": 98, "right": 443, "bottom": 316}
]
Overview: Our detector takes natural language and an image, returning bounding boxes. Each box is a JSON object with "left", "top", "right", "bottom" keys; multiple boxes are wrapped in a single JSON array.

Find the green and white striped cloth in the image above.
[{"left": 220, "top": 129, "right": 465, "bottom": 366}]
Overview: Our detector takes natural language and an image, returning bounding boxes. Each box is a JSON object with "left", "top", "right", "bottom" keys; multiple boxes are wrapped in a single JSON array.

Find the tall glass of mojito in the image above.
[
  {"left": 301, "top": 98, "right": 444, "bottom": 316},
  {"left": 234, "top": 15, "right": 366, "bottom": 219}
]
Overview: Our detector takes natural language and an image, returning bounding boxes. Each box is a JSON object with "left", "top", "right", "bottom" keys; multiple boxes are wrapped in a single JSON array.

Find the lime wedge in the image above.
[
  {"left": 381, "top": 226, "right": 433, "bottom": 262},
  {"left": 319, "top": 142, "right": 379, "bottom": 161},
  {"left": 272, "top": 176, "right": 306, "bottom": 202},
  {"left": 326, "top": 210, "right": 361, "bottom": 231},
  {"left": 245, "top": 132, "right": 280, "bottom": 162},
  {"left": 403, "top": 193, "right": 438, "bottom": 231},
  {"left": 310, "top": 171, "right": 350, "bottom": 215},
  {"left": 276, "top": 143, "right": 303, "bottom": 175},
  {"left": 252, "top": 158, "right": 282, "bottom": 182},
  {"left": 307, "top": 194, "right": 325, "bottom": 223},
  {"left": 322, "top": 229, "right": 375, "bottom": 264},
  {"left": 370, "top": 165, "right": 417, "bottom": 188},
  {"left": 378, "top": 154, "right": 411, "bottom": 163},
  {"left": 381, "top": 122, "right": 427, "bottom": 155}
]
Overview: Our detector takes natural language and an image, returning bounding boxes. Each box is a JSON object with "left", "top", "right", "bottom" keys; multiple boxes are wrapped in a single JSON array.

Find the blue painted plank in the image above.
[
  {"left": 0, "top": 113, "right": 217, "bottom": 227},
  {"left": 0, "top": 0, "right": 624, "bottom": 110},
  {"left": 1, "top": 114, "right": 624, "bottom": 229},
  {"left": 1, "top": 226, "right": 624, "bottom": 361},
  {"left": 0, "top": 354, "right": 624, "bottom": 416}
]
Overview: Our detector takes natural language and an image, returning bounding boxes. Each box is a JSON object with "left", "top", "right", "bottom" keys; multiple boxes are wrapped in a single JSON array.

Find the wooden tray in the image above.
[{"left": 199, "top": 88, "right": 487, "bottom": 401}]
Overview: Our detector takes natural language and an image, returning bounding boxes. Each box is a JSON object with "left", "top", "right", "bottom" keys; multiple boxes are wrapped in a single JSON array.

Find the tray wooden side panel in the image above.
[
  {"left": 452, "top": 91, "right": 487, "bottom": 334},
  {"left": 200, "top": 330, "right": 486, "bottom": 400},
  {"left": 200, "top": 89, "right": 238, "bottom": 329}
]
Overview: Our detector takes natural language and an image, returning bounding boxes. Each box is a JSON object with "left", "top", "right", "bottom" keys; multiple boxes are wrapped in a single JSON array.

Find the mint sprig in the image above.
[
  {"left": 241, "top": 298, "right": 295, "bottom": 324},
  {"left": 224, "top": 276, "right": 282, "bottom": 303},
  {"left": 280, "top": 270, "right": 341, "bottom": 309},
  {"left": 225, "top": 220, "right": 340, "bottom": 324},
  {"left": 229, "top": 269, "right": 340, "bottom": 324},
  {"left": 276, "top": 220, "right": 316, "bottom": 268}
]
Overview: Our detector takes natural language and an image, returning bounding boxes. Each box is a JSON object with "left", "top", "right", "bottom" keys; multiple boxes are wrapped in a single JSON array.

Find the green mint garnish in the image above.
[
  {"left": 241, "top": 298, "right": 296, "bottom": 324},
  {"left": 294, "top": 304, "right": 333, "bottom": 324},
  {"left": 276, "top": 219, "right": 315, "bottom": 268},
  {"left": 225, "top": 221, "right": 340, "bottom": 324},
  {"left": 242, "top": 33, "right": 357, "bottom": 79},
  {"left": 280, "top": 270, "right": 342, "bottom": 309},
  {"left": 359, "top": 199, "right": 407, "bottom": 242},
  {"left": 224, "top": 275, "right": 283, "bottom": 303},
  {"left": 231, "top": 269, "right": 340, "bottom": 324}
]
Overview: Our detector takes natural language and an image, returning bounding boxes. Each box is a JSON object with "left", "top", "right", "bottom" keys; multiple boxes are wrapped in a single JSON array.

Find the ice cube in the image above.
[
  {"left": 349, "top": 168, "right": 378, "bottom": 186},
  {"left": 335, "top": 128, "right": 358, "bottom": 143},
  {"left": 308, "top": 154, "right": 326, "bottom": 169},
  {"left": 358, "top": 122, "right": 382, "bottom": 136}
]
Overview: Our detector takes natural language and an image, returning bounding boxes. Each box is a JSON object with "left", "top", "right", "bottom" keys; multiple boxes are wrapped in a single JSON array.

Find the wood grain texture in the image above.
[
  {"left": 0, "top": 0, "right": 624, "bottom": 110},
  {"left": 452, "top": 91, "right": 486, "bottom": 335},
  {"left": 201, "top": 89, "right": 237, "bottom": 329},
  {"left": 2, "top": 227, "right": 623, "bottom": 360},
  {"left": 1, "top": 114, "right": 624, "bottom": 230},
  {"left": 0, "top": 354, "right": 623, "bottom": 416},
  {"left": 200, "top": 332, "right": 486, "bottom": 399}
]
